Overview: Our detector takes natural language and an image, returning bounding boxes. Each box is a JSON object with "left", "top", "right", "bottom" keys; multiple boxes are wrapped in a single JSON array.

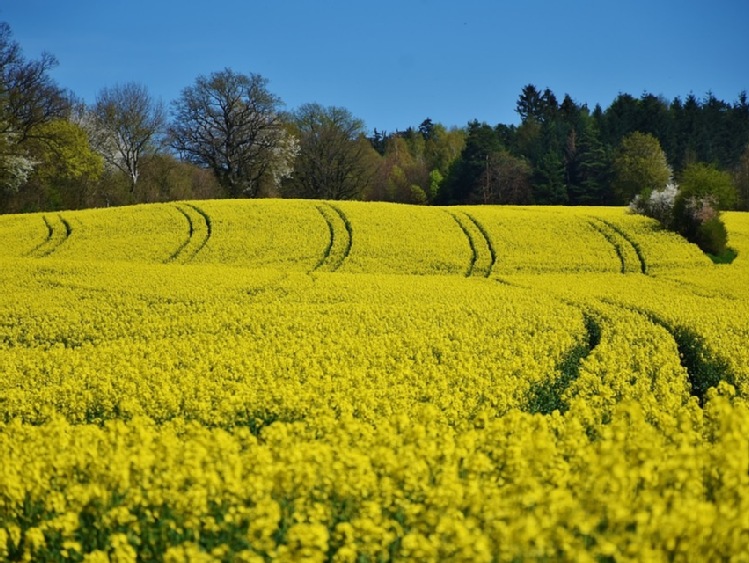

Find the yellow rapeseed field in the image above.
[{"left": 1, "top": 201, "right": 748, "bottom": 561}]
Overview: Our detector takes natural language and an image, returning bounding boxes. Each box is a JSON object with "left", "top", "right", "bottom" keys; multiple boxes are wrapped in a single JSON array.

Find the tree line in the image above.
[
  {"left": 1, "top": 21, "right": 748, "bottom": 214},
  {"left": 441, "top": 85, "right": 749, "bottom": 208}
]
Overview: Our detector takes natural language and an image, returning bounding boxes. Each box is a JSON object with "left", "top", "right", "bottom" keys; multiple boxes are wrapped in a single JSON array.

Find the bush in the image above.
[
  {"left": 695, "top": 217, "right": 728, "bottom": 256},
  {"left": 673, "top": 194, "right": 718, "bottom": 240},
  {"left": 632, "top": 184, "right": 732, "bottom": 258},
  {"left": 679, "top": 162, "right": 737, "bottom": 210},
  {"left": 629, "top": 183, "right": 678, "bottom": 229}
]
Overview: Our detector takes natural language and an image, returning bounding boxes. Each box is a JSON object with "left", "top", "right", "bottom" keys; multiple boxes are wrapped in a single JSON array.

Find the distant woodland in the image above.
[{"left": 1, "top": 21, "right": 748, "bottom": 214}]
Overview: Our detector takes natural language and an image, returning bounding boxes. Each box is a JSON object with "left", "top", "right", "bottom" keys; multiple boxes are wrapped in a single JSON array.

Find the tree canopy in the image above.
[
  {"left": 611, "top": 132, "right": 671, "bottom": 204},
  {"left": 678, "top": 162, "right": 737, "bottom": 210},
  {"left": 1, "top": 19, "right": 749, "bottom": 213},
  {"left": 90, "top": 82, "right": 165, "bottom": 192},
  {"left": 283, "top": 103, "right": 372, "bottom": 200},
  {"left": 168, "top": 68, "right": 292, "bottom": 198}
]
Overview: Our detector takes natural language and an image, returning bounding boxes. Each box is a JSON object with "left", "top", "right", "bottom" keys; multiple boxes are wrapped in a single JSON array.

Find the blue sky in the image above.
[{"left": 2, "top": 0, "right": 748, "bottom": 133}]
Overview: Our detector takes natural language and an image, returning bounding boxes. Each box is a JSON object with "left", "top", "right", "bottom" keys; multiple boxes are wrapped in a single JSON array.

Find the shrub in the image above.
[
  {"left": 673, "top": 194, "right": 718, "bottom": 240},
  {"left": 679, "top": 162, "right": 737, "bottom": 210},
  {"left": 629, "top": 183, "right": 679, "bottom": 229},
  {"left": 695, "top": 217, "right": 728, "bottom": 256},
  {"left": 632, "top": 185, "right": 732, "bottom": 258}
]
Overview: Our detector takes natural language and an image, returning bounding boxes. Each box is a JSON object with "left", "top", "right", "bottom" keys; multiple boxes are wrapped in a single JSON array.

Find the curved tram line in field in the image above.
[
  {"left": 167, "top": 204, "right": 212, "bottom": 264},
  {"left": 447, "top": 212, "right": 477, "bottom": 277},
  {"left": 313, "top": 203, "right": 352, "bottom": 272},
  {"left": 312, "top": 205, "right": 335, "bottom": 271},
  {"left": 595, "top": 217, "right": 648, "bottom": 274},
  {"left": 588, "top": 218, "right": 631, "bottom": 274},
  {"left": 447, "top": 211, "right": 491, "bottom": 277},
  {"left": 165, "top": 206, "right": 196, "bottom": 263},
  {"left": 312, "top": 204, "right": 343, "bottom": 272},
  {"left": 26, "top": 214, "right": 72, "bottom": 258},
  {"left": 567, "top": 299, "right": 706, "bottom": 418},
  {"left": 613, "top": 301, "right": 737, "bottom": 407},
  {"left": 527, "top": 310, "right": 602, "bottom": 415},
  {"left": 464, "top": 212, "right": 497, "bottom": 278}
]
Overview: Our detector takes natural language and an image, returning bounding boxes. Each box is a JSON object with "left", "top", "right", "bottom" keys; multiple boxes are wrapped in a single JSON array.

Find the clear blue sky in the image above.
[{"left": 3, "top": 0, "right": 748, "bottom": 133}]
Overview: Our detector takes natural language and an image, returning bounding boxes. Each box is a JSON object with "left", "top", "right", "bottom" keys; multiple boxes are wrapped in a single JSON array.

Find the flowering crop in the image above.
[
  {"left": 585, "top": 206, "right": 713, "bottom": 273},
  {"left": 0, "top": 212, "right": 53, "bottom": 257},
  {"left": 461, "top": 206, "right": 623, "bottom": 274},
  {"left": 723, "top": 211, "right": 749, "bottom": 261},
  {"left": 0, "top": 201, "right": 748, "bottom": 560},
  {"left": 0, "top": 262, "right": 586, "bottom": 426},
  {"left": 186, "top": 199, "right": 331, "bottom": 270},
  {"left": 331, "top": 201, "right": 471, "bottom": 275},
  {"left": 48, "top": 204, "right": 186, "bottom": 263}
]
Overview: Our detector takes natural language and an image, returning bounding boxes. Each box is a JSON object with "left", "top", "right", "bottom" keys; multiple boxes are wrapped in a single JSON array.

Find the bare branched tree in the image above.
[{"left": 91, "top": 82, "right": 165, "bottom": 192}]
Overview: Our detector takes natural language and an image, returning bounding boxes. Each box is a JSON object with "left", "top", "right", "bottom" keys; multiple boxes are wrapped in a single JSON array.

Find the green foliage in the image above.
[
  {"left": 364, "top": 120, "right": 464, "bottom": 205},
  {"left": 0, "top": 120, "right": 104, "bottom": 212},
  {"left": 671, "top": 192, "right": 731, "bottom": 258},
  {"left": 4, "top": 16, "right": 749, "bottom": 214},
  {"left": 512, "top": 87, "right": 612, "bottom": 205},
  {"left": 478, "top": 149, "right": 532, "bottom": 205},
  {"left": 29, "top": 119, "right": 104, "bottom": 183},
  {"left": 566, "top": 120, "right": 610, "bottom": 205},
  {"left": 532, "top": 151, "right": 567, "bottom": 204},
  {"left": 735, "top": 144, "right": 749, "bottom": 211},
  {"left": 424, "top": 124, "right": 466, "bottom": 177},
  {"left": 612, "top": 132, "right": 671, "bottom": 204},
  {"left": 695, "top": 217, "right": 728, "bottom": 256},
  {"left": 516, "top": 84, "right": 558, "bottom": 124},
  {"left": 427, "top": 169, "right": 443, "bottom": 201},
  {"left": 408, "top": 184, "right": 427, "bottom": 204},
  {"left": 678, "top": 162, "right": 737, "bottom": 210},
  {"left": 367, "top": 140, "right": 426, "bottom": 203},
  {"left": 629, "top": 160, "right": 735, "bottom": 260},
  {"left": 440, "top": 121, "right": 501, "bottom": 204},
  {"left": 707, "top": 247, "right": 738, "bottom": 264},
  {"left": 284, "top": 103, "right": 370, "bottom": 200}
]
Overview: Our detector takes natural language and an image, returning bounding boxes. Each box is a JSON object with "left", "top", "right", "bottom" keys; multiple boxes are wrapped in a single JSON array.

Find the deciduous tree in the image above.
[
  {"left": 477, "top": 149, "right": 532, "bottom": 204},
  {"left": 0, "top": 23, "right": 68, "bottom": 145},
  {"left": 0, "top": 21, "right": 69, "bottom": 198},
  {"left": 169, "top": 68, "right": 293, "bottom": 197},
  {"left": 611, "top": 132, "right": 671, "bottom": 204},
  {"left": 90, "top": 82, "right": 165, "bottom": 192},
  {"left": 678, "top": 162, "right": 737, "bottom": 210},
  {"left": 283, "top": 103, "right": 371, "bottom": 200}
]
